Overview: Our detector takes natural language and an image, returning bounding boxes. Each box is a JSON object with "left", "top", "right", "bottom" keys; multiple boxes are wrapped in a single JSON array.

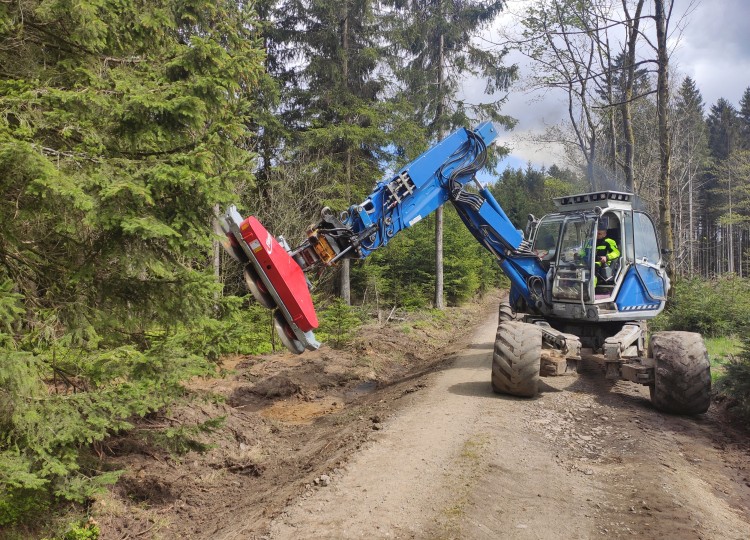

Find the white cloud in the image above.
[
  {"left": 671, "top": 0, "right": 750, "bottom": 106},
  {"left": 475, "top": 0, "right": 750, "bottom": 170}
]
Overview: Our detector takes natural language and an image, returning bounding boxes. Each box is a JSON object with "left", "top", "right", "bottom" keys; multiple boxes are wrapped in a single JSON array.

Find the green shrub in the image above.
[
  {"left": 715, "top": 334, "right": 750, "bottom": 424},
  {"left": 135, "top": 417, "right": 224, "bottom": 455},
  {"left": 168, "top": 296, "right": 274, "bottom": 361},
  {"left": 318, "top": 298, "right": 362, "bottom": 349},
  {"left": 655, "top": 276, "right": 750, "bottom": 336},
  {"left": 0, "top": 338, "right": 211, "bottom": 523},
  {"left": 395, "top": 283, "right": 432, "bottom": 310},
  {"left": 0, "top": 487, "right": 51, "bottom": 527},
  {"left": 705, "top": 336, "right": 743, "bottom": 382},
  {"left": 60, "top": 519, "right": 100, "bottom": 540}
]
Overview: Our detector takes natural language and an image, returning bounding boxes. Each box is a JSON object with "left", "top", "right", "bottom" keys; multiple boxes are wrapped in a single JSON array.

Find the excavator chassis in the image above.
[{"left": 495, "top": 303, "right": 710, "bottom": 415}]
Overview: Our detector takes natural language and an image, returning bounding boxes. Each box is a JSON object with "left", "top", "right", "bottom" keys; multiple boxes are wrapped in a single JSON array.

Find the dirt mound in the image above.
[{"left": 92, "top": 293, "right": 498, "bottom": 539}]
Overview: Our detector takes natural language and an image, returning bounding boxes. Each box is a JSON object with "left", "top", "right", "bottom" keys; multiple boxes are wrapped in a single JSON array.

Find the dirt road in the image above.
[
  {"left": 267, "top": 311, "right": 750, "bottom": 539},
  {"left": 96, "top": 296, "right": 750, "bottom": 540}
]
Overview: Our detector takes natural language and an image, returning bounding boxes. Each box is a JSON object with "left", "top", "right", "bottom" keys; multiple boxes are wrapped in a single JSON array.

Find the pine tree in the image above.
[
  {"left": 673, "top": 76, "right": 709, "bottom": 276},
  {"left": 489, "top": 165, "right": 583, "bottom": 227},
  {"left": 707, "top": 98, "right": 740, "bottom": 160},
  {"left": 1, "top": 0, "right": 263, "bottom": 335},
  {"left": 738, "top": 87, "right": 750, "bottom": 150},
  {"left": 274, "top": 0, "right": 397, "bottom": 304},
  {"left": 704, "top": 99, "right": 741, "bottom": 276},
  {"left": 247, "top": 0, "right": 292, "bottom": 201}
]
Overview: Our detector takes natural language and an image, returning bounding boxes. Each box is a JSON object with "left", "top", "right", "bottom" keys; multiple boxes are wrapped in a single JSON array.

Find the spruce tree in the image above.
[
  {"left": 707, "top": 98, "right": 740, "bottom": 160},
  {"left": 1, "top": 0, "right": 262, "bottom": 334},
  {"left": 673, "top": 76, "right": 709, "bottom": 276},
  {"left": 704, "top": 99, "right": 741, "bottom": 275},
  {"left": 0, "top": 0, "right": 263, "bottom": 513},
  {"left": 276, "top": 0, "right": 397, "bottom": 304},
  {"left": 738, "top": 87, "right": 750, "bottom": 150},
  {"left": 382, "top": 0, "right": 516, "bottom": 308}
]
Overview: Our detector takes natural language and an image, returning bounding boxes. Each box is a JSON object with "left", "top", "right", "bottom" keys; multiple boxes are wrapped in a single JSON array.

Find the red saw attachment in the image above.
[{"left": 217, "top": 207, "right": 320, "bottom": 354}]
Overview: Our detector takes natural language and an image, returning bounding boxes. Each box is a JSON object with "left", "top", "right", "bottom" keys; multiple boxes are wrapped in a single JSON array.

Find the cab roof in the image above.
[{"left": 552, "top": 191, "right": 633, "bottom": 211}]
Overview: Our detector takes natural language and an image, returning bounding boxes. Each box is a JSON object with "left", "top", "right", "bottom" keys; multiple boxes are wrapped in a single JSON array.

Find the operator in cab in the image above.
[
  {"left": 577, "top": 219, "right": 620, "bottom": 292},
  {"left": 593, "top": 220, "right": 620, "bottom": 291},
  {"left": 595, "top": 221, "right": 619, "bottom": 269}
]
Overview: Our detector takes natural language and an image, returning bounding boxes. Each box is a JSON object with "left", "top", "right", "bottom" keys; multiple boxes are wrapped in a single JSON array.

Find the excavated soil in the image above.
[
  {"left": 90, "top": 291, "right": 750, "bottom": 540},
  {"left": 92, "top": 295, "right": 495, "bottom": 539}
]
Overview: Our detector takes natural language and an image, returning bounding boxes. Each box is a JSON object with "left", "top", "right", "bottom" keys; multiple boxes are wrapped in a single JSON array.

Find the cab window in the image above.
[
  {"left": 633, "top": 212, "right": 660, "bottom": 264},
  {"left": 532, "top": 217, "right": 563, "bottom": 260},
  {"left": 558, "top": 217, "right": 595, "bottom": 266}
]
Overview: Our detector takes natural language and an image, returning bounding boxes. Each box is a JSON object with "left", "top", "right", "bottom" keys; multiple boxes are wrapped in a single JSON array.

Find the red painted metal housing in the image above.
[{"left": 239, "top": 216, "right": 318, "bottom": 332}]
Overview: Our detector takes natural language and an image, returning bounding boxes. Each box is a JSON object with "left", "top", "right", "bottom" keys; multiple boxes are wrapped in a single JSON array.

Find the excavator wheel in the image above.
[
  {"left": 273, "top": 312, "right": 305, "bottom": 355},
  {"left": 244, "top": 264, "right": 275, "bottom": 309},
  {"left": 498, "top": 302, "right": 515, "bottom": 324},
  {"left": 492, "top": 321, "right": 542, "bottom": 398},
  {"left": 649, "top": 331, "right": 711, "bottom": 415}
]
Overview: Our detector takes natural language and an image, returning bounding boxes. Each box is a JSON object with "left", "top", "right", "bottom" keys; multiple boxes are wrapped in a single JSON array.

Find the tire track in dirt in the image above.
[{"left": 266, "top": 313, "right": 595, "bottom": 539}]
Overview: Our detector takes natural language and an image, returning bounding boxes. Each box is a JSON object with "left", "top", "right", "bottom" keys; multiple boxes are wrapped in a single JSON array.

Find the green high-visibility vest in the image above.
[{"left": 596, "top": 237, "right": 620, "bottom": 265}]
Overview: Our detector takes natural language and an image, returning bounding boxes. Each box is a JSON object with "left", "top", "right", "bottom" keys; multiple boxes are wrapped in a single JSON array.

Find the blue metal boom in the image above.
[{"left": 292, "top": 123, "right": 547, "bottom": 310}]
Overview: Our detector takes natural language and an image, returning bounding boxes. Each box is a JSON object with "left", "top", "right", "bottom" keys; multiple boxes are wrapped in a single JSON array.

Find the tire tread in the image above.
[
  {"left": 492, "top": 321, "right": 542, "bottom": 397},
  {"left": 649, "top": 331, "right": 711, "bottom": 415}
]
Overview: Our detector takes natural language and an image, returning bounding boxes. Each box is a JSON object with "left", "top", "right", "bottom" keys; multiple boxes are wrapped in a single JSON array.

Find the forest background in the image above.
[{"left": 1, "top": 0, "right": 750, "bottom": 535}]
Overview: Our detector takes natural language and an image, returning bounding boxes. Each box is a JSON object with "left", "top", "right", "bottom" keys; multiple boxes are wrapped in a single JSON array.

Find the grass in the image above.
[
  {"left": 460, "top": 437, "right": 488, "bottom": 461},
  {"left": 705, "top": 335, "right": 743, "bottom": 382},
  {"left": 433, "top": 435, "right": 490, "bottom": 539}
]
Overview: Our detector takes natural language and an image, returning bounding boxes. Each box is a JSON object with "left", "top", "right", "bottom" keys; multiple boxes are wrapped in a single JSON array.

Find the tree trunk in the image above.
[
  {"left": 341, "top": 145, "right": 352, "bottom": 305},
  {"left": 620, "top": 0, "right": 644, "bottom": 193},
  {"left": 688, "top": 171, "right": 694, "bottom": 275},
  {"left": 655, "top": 0, "right": 675, "bottom": 276},
  {"left": 213, "top": 203, "right": 222, "bottom": 311},
  {"left": 728, "top": 169, "right": 734, "bottom": 274},
  {"left": 339, "top": 8, "right": 352, "bottom": 305},
  {"left": 434, "top": 31, "right": 445, "bottom": 310}
]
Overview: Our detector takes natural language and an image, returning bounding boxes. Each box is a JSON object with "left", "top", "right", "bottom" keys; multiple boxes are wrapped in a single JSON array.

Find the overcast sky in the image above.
[{"left": 473, "top": 0, "right": 750, "bottom": 172}]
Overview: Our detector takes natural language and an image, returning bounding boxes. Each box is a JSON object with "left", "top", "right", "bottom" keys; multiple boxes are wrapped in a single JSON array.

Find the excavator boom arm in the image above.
[{"left": 218, "top": 123, "right": 547, "bottom": 353}]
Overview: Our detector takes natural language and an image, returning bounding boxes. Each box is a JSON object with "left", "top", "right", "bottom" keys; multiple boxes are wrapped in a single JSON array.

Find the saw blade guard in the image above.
[{"left": 218, "top": 207, "right": 320, "bottom": 352}]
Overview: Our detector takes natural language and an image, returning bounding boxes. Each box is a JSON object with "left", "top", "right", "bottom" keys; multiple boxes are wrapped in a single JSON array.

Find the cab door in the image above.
[
  {"left": 551, "top": 215, "right": 596, "bottom": 301},
  {"left": 623, "top": 211, "right": 667, "bottom": 301}
]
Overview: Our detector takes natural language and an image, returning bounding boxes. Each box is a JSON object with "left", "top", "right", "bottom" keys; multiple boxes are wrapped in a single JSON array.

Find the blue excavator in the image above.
[{"left": 217, "top": 123, "right": 711, "bottom": 415}]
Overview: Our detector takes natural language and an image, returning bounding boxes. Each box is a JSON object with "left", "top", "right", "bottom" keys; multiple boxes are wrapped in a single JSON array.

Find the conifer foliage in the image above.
[{"left": 0, "top": 0, "right": 264, "bottom": 517}]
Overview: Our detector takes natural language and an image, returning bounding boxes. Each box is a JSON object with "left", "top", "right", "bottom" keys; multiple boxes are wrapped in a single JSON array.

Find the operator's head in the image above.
[{"left": 597, "top": 222, "right": 607, "bottom": 239}]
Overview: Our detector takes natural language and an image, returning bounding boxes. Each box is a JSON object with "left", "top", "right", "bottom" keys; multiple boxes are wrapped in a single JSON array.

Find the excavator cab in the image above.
[
  {"left": 550, "top": 213, "right": 621, "bottom": 301},
  {"left": 529, "top": 191, "right": 668, "bottom": 322}
]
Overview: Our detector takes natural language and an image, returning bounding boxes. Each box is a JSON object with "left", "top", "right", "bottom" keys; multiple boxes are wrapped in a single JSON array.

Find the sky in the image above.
[{"left": 470, "top": 0, "right": 750, "bottom": 173}]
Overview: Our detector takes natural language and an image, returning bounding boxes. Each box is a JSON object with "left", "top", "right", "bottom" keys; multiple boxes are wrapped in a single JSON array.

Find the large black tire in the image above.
[
  {"left": 492, "top": 321, "right": 542, "bottom": 397},
  {"left": 498, "top": 302, "right": 515, "bottom": 324},
  {"left": 649, "top": 331, "right": 711, "bottom": 415}
]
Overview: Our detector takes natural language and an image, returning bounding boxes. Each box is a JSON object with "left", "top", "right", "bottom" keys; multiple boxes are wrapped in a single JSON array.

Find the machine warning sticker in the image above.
[
  {"left": 249, "top": 239, "right": 263, "bottom": 253},
  {"left": 409, "top": 215, "right": 423, "bottom": 227}
]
